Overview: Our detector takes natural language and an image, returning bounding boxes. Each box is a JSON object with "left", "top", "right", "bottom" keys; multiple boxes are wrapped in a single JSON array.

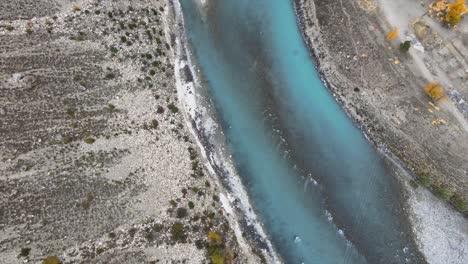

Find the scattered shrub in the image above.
[
  {"left": 157, "top": 106, "right": 165, "bottom": 114},
  {"left": 63, "top": 136, "right": 72, "bottom": 144},
  {"left": 84, "top": 138, "right": 95, "bottom": 144},
  {"left": 432, "top": 184, "right": 453, "bottom": 201},
  {"left": 72, "top": 6, "right": 81, "bottom": 12},
  {"left": 171, "top": 222, "right": 186, "bottom": 242},
  {"left": 106, "top": 104, "right": 115, "bottom": 110},
  {"left": 169, "top": 200, "right": 177, "bottom": 207},
  {"left": 105, "top": 73, "right": 116, "bottom": 80},
  {"left": 1, "top": 25, "right": 14, "bottom": 31},
  {"left": 207, "top": 231, "right": 222, "bottom": 244},
  {"left": 93, "top": 246, "right": 103, "bottom": 255},
  {"left": 19, "top": 248, "right": 31, "bottom": 257},
  {"left": 66, "top": 108, "right": 75, "bottom": 117},
  {"left": 188, "top": 147, "right": 197, "bottom": 160},
  {"left": 176, "top": 207, "right": 188, "bottom": 218},
  {"left": 417, "top": 175, "right": 431, "bottom": 187},
  {"left": 400, "top": 40, "right": 411, "bottom": 52},
  {"left": 210, "top": 250, "right": 224, "bottom": 264},
  {"left": 42, "top": 256, "right": 61, "bottom": 264},
  {"left": 188, "top": 201, "right": 195, "bottom": 209},
  {"left": 451, "top": 194, "right": 468, "bottom": 213},
  {"left": 150, "top": 119, "right": 159, "bottom": 129},
  {"left": 128, "top": 228, "right": 137, "bottom": 238},
  {"left": 168, "top": 103, "right": 179, "bottom": 113}
]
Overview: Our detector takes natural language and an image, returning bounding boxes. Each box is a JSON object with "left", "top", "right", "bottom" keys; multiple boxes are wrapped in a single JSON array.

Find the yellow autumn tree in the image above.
[
  {"left": 386, "top": 27, "right": 398, "bottom": 41},
  {"left": 424, "top": 82, "right": 446, "bottom": 101},
  {"left": 429, "top": 0, "right": 468, "bottom": 26},
  {"left": 446, "top": 0, "right": 468, "bottom": 25}
]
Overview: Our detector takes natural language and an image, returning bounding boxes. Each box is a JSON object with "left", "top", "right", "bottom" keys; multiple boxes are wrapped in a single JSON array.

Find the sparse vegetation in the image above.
[
  {"left": 168, "top": 103, "right": 179, "bottom": 113},
  {"left": 63, "top": 136, "right": 72, "bottom": 144},
  {"left": 42, "top": 256, "right": 61, "bottom": 264},
  {"left": 105, "top": 73, "right": 116, "bottom": 80},
  {"left": 399, "top": 40, "right": 411, "bottom": 52},
  {"left": 106, "top": 103, "right": 115, "bottom": 111},
  {"left": 150, "top": 119, "right": 159, "bottom": 129},
  {"left": 433, "top": 184, "right": 453, "bottom": 201},
  {"left": 66, "top": 108, "right": 75, "bottom": 117},
  {"left": 207, "top": 231, "right": 222, "bottom": 244},
  {"left": 19, "top": 248, "right": 31, "bottom": 258},
  {"left": 451, "top": 194, "right": 468, "bottom": 213},
  {"left": 84, "top": 138, "right": 95, "bottom": 144},
  {"left": 157, "top": 106, "right": 165, "bottom": 114},
  {"left": 210, "top": 250, "right": 224, "bottom": 264},
  {"left": 417, "top": 174, "right": 431, "bottom": 187},
  {"left": 171, "top": 222, "right": 186, "bottom": 242},
  {"left": 176, "top": 207, "right": 188, "bottom": 218},
  {"left": 1, "top": 24, "right": 14, "bottom": 31},
  {"left": 188, "top": 201, "right": 195, "bottom": 209}
]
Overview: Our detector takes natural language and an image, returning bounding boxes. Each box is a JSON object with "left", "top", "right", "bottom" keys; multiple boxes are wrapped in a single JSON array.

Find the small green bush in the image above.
[
  {"left": 211, "top": 252, "right": 224, "bottom": 264},
  {"left": 168, "top": 103, "right": 179, "bottom": 113},
  {"left": 432, "top": 185, "right": 453, "bottom": 201},
  {"left": 84, "top": 138, "right": 95, "bottom": 144},
  {"left": 66, "top": 108, "right": 75, "bottom": 117},
  {"left": 417, "top": 175, "right": 431, "bottom": 187},
  {"left": 1, "top": 25, "right": 14, "bottom": 31},
  {"left": 63, "top": 136, "right": 72, "bottom": 144},
  {"left": 157, "top": 106, "right": 165, "bottom": 114},
  {"left": 399, "top": 41, "right": 411, "bottom": 52},
  {"left": 19, "top": 248, "right": 31, "bottom": 257},
  {"left": 150, "top": 119, "right": 159, "bottom": 129},
  {"left": 188, "top": 201, "right": 195, "bottom": 209},
  {"left": 451, "top": 194, "right": 468, "bottom": 213},
  {"left": 106, "top": 104, "right": 115, "bottom": 110},
  {"left": 176, "top": 207, "right": 188, "bottom": 218},
  {"left": 171, "top": 222, "right": 186, "bottom": 242},
  {"left": 42, "top": 256, "right": 61, "bottom": 264},
  {"left": 105, "top": 73, "right": 116, "bottom": 80}
]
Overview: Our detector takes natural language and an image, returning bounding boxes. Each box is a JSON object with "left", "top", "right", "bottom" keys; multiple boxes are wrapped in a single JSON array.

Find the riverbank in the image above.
[
  {"left": 167, "top": 0, "right": 281, "bottom": 262},
  {"left": 0, "top": 0, "right": 256, "bottom": 263},
  {"left": 294, "top": 0, "right": 467, "bottom": 263}
]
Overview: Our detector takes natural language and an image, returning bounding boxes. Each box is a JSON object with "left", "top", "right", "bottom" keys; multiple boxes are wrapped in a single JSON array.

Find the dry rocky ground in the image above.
[
  {"left": 0, "top": 0, "right": 251, "bottom": 263},
  {"left": 296, "top": 0, "right": 468, "bottom": 214}
]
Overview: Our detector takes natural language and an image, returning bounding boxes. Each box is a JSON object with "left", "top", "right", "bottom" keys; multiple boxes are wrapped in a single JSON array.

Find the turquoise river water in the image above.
[{"left": 179, "top": 0, "right": 424, "bottom": 263}]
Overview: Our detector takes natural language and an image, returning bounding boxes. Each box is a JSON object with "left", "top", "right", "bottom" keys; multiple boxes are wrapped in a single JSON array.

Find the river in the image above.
[{"left": 178, "top": 0, "right": 424, "bottom": 263}]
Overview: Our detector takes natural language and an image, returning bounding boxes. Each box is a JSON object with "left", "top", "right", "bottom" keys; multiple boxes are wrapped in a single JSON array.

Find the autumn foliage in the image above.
[
  {"left": 424, "top": 82, "right": 446, "bottom": 101},
  {"left": 386, "top": 27, "right": 398, "bottom": 41},
  {"left": 429, "top": 0, "right": 468, "bottom": 26}
]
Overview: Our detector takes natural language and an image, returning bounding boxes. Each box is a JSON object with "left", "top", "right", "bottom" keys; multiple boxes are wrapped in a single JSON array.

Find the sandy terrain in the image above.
[
  {"left": 0, "top": 0, "right": 257, "bottom": 263},
  {"left": 295, "top": 0, "right": 468, "bottom": 263}
]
